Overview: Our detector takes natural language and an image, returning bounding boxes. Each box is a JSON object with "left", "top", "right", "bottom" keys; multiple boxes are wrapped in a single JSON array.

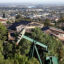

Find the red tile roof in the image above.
[{"left": 0, "top": 19, "right": 7, "bottom": 21}]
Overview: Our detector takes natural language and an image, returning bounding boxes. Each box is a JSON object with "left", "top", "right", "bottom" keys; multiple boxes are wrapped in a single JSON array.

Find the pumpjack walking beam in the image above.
[{"left": 16, "top": 28, "right": 48, "bottom": 64}]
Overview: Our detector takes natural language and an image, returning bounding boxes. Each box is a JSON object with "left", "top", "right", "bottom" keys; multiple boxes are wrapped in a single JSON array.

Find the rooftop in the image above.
[{"left": 8, "top": 21, "right": 31, "bottom": 30}]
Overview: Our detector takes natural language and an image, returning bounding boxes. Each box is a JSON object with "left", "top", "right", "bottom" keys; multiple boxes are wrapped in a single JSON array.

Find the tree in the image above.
[
  {"left": 26, "top": 58, "right": 39, "bottom": 64},
  {"left": 19, "top": 39, "right": 31, "bottom": 55},
  {"left": 0, "top": 23, "right": 7, "bottom": 41},
  {"left": 16, "top": 14, "right": 21, "bottom": 19},
  {"left": 1, "top": 24, "right": 64, "bottom": 64},
  {"left": 30, "top": 27, "right": 64, "bottom": 64},
  {"left": 44, "top": 19, "right": 51, "bottom": 27},
  {"left": 0, "top": 23, "right": 8, "bottom": 63},
  {"left": 3, "top": 13, "right": 5, "bottom": 18},
  {"left": 58, "top": 17, "right": 64, "bottom": 23},
  {"left": 56, "top": 17, "right": 64, "bottom": 30},
  {"left": 0, "top": 23, "right": 39, "bottom": 64},
  {"left": 14, "top": 53, "right": 39, "bottom": 64},
  {"left": 0, "top": 23, "right": 7, "bottom": 59}
]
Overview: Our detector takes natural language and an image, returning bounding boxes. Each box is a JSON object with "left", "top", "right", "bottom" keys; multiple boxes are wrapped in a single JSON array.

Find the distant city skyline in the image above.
[{"left": 0, "top": 0, "right": 64, "bottom": 4}]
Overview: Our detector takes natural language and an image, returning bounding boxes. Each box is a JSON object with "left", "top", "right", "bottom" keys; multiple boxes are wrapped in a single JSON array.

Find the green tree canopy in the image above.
[
  {"left": 44, "top": 19, "right": 51, "bottom": 27},
  {"left": 0, "top": 23, "right": 7, "bottom": 41},
  {"left": 31, "top": 28, "right": 64, "bottom": 63},
  {"left": 0, "top": 23, "right": 7, "bottom": 64}
]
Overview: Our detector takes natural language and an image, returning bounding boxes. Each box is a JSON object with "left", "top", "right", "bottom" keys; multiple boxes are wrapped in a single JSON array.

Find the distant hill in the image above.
[{"left": 0, "top": 3, "right": 64, "bottom": 8}]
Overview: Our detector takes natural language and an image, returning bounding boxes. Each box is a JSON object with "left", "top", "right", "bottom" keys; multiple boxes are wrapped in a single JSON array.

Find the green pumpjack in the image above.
[{"left": 16, "top": 28, "right": 58, "bottom": 64}]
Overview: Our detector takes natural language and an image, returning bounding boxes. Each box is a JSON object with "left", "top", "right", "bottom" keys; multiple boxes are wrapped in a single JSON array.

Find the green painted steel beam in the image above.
[
  {"left": 46, "top": 56, "right": 58, "bottom": 64},
  {"left": 23, "top": 35, "right": 48, "bottom": 51},
  {"left": 32, "top": 45, "right": 35, "bottom": 57},
  {"left": 34, "top": 45, "right": 42, "bottom": 64}
]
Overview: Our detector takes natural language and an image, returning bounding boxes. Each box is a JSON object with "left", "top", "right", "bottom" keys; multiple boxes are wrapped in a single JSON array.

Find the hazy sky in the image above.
[{"left": 0, "top": 0, "right": 64, "bottom": 4}]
